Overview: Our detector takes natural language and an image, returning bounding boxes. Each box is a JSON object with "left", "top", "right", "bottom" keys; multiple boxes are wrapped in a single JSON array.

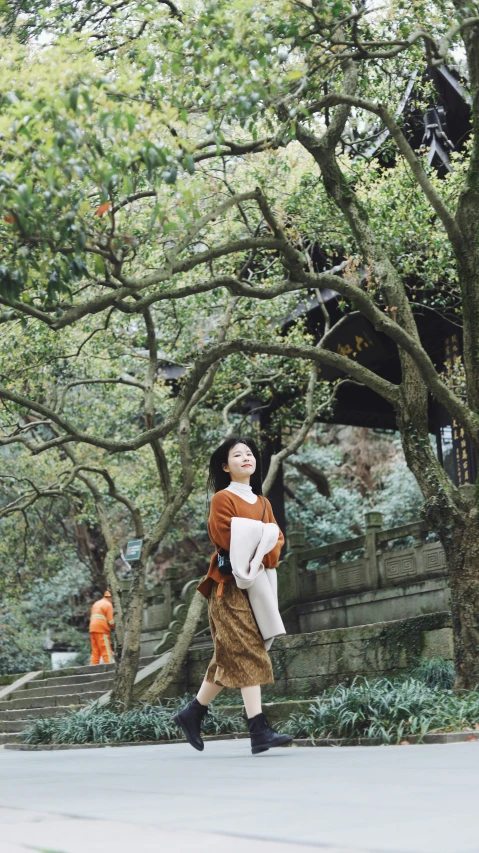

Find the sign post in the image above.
[{"left": 124, "top": 538, "right": 143, "bottom": 562}]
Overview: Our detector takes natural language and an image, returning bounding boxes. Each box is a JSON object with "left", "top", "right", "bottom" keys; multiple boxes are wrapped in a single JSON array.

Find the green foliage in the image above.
[
  {"left": 411, "top": 657, "right": 455, "bottom": 690},
  {"left": 0, "top": 495, "right": 92, "bottom": 672},
  {"left": 0, "top": 0, "right": 463, "bottom": 308},
  {"left": 348, "top": 158, "right": 463, "bottom": 311},
  {"left": 285, "top": 434, "right": 424, "bottom": 547},
  {"left": 0, "top": 33, "right": 191, "bottom": 302},
  {"left": 373, "top": 463, "right": 425, "bottom": 528},
  {"left": 21, "top": 696, "right": 246, "bottom": 744},
  {"left": 287, "top": 482, "right": 366, "bottom": 546},
  {"left": 26, "top": 562, "right": 91, "bottom": 628},
  {"left": 0, "top": 602, "right": 48, "bottom": 674},
  {"left": 281, "top": 676, "right": 479, "bottom": 744},
  {"left": 0, "top": 575, "right": 91, "bottom": 674}
]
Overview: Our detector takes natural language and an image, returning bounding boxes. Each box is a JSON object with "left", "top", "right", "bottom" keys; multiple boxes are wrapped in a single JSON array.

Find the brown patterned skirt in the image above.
[{"left": 205, "top": 580, "right": 274, "bottom": 688}]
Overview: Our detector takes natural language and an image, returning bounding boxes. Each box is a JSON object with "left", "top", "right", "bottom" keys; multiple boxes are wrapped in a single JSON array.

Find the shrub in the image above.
[
  {"left": 411, "top": 657, "right": 455, "bottom": 690},
  {"left": 0, "top": 605, "right": 48, "bottom": 675},
  {"left": 281, "top": 677, "right": 479, "bottom": 745},
  {"left": 21, "top": 697, "right": 246, "bottom": 745}
]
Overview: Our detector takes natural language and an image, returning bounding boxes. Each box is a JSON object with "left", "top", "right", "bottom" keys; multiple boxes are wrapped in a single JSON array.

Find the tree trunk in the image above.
[
  {"left": 443, "top": 511, "right": 479, "bottom": 689},
  {"left": 415, "top": 472, "right": 479, "bottom": 690},
  {"left": 399, "top": 408, "right": 479, "bottom": 688},
  {"left": 453, "top": 13, "right": 479, "bottom": 412},
  {"left": 110, "top": 555, "right": 147, "bottom": 708},
  {"left": 103, "top": 549, "right": 124, "bottom": 648},
  {"left": 142, "top": 591, "right": 206, "bottom": 704},
  {"left": 93, "top": 500, "right": 124, "bottom": 648}
]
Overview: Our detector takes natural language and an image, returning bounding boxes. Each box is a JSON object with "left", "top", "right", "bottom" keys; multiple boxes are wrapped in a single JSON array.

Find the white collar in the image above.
[{"left": 226, "top": 481, "right": 258, "bottom": 505}]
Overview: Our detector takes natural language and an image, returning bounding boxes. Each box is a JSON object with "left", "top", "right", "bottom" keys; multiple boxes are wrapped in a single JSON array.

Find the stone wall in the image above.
[
  {"left": 178, "top": 611, "right": 453, "bottom": 699},
  {"left": 292, "top": 579, "right": 450, "bottom": 632}
]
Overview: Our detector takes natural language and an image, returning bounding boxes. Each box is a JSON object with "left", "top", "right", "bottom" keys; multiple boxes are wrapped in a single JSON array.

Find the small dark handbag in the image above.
[
  {"left": 215, "top": 497, "right": 266, "bottom": 575},
  {"left": 217, "top": 549, "right": 233, "bottom": 575}
]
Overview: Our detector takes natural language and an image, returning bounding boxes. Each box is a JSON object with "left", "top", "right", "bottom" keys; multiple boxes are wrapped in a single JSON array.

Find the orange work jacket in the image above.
[{"left": 89, "top": 598, "right": 115, "bottom": 635}]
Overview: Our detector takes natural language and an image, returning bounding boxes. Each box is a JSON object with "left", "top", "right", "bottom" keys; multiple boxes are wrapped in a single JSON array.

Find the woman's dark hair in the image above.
[{"left": 207, "top": 436, "right": 263, "bottom": 494}]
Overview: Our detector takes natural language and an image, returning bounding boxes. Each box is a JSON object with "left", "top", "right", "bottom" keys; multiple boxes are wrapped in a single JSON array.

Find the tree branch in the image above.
[
  {"left": 2, "top": 272, "right": 478, "bottom": 450},
  {"left": 192, "top": 131, "right": 287, "bottom": 163},
  {"left": 142, "top": 307, "right": 172, "bottom": 502},
  {"left": 307, "top": 18, "right": 479, "bottom": 62},
  {"left": 165, "top": 191, "right": 261, "bottom": 264},
  {"left": 308, "top": 92, "right": 465, "bottom": 255},
  {"left": 56, "top": 376, "right": 146, "bottom": 413},
  {"left": 262, "top": 370, "right": 345, "bottom": 495},
  {"left": 222, "top": 378, "right": 253, "bottom": 431}
]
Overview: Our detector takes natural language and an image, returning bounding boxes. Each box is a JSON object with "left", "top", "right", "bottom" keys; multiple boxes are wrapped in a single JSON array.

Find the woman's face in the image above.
[{"left": 223, "top": 442, "right": 257, "bottom": 483}]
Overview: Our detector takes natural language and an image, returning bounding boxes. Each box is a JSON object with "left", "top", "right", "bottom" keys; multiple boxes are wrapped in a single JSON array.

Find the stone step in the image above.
[
  {"left": 21, "top": 672, "right": 116, "bottom": 691},
  {"left": 0, "top": 691, "right": 105, "bottom": 712},
  {"left": 9, "top": 680, "right": 114, "bottom": 701},
  {"left": 39, "top": 655, "right": 157, "bottom": 680},
  {"left": 1, "top": 656, "right": 160, "bottom": 714},
  {"left": 0, "top": 718, "right": 40, "bottom": 733},
  {"left": 41, "top": 662, "right": 115, "bottom": 679},
  {"left": 190, "top": 637, "right": 214, "bottom": 649},
  {"left": 0, "top": 705, "right": 82, "bottom": 722},
  {"left": 0, "top": 656, "right": 165, "bottom": 746},
  {"left": 0, "top": 732, "right": 21, "bottom": 744},
  {"left": 0, "top": 707, "right": 82, "bottom": 732}
]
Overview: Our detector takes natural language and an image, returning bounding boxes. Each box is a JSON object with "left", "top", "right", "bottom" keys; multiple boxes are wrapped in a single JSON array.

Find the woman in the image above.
[{"left": 173, "top": 436, "right": 293, "bottom": 755}]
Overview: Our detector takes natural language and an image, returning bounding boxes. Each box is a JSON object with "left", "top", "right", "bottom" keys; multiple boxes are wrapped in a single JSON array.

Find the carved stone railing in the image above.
[
  {"left": 277, "top": 511, "right": 447, "bottom": 614},
  {"left": 139, "top": 567, "right": 208, "bottom": 656}
]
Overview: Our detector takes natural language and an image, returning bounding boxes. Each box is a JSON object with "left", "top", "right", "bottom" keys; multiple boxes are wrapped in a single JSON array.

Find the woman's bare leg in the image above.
[
  {"left": 241, "top": 685, "right": 262, "bottom": 718},
  {"left": 196, "top": 679, "right": 223, "bottom": 706}
]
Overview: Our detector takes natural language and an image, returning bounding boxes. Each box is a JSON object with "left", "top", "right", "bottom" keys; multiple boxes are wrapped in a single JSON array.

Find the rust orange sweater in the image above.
[{"left": 197, "top": 489, "right": 285, "bottom": 599}]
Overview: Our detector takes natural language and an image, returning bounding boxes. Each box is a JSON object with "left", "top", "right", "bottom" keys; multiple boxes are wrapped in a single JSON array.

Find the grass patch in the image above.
[
  {"left": 21, "top": 696, "right": 246, "bottom": 745},
  {"left": 281, "top": 676, "right": 479, "bottom": 744}
]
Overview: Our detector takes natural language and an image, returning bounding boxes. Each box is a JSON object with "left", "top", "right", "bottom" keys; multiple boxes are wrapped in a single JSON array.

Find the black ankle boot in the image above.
[
  {"left": 173, "top": 698, "right": 208, "bottom": 751},
  {"left": 247, "top": 713, "right": 293, "bottom": 755}
]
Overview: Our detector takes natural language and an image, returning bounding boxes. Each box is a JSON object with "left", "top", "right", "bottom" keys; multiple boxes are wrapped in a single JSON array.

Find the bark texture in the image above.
[
  {"left": 454, "top": 12, "right": 479, "bottom": 413},
  {"left": 142, "top": 591, "right": 206, "bottom": 703},
  {"left": 445, "top": 516, "right": 479, "bottom": 688},
  {"left": 110, "top": 554, "right": 147, "bottom": 707}
]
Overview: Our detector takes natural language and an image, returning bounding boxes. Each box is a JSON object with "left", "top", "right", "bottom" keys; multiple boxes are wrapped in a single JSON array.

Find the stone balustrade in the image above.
[
  {"left": 139, "top": 568, "right": 207, "bottom": 657},
  {"left": 278, "top": 512, "right": 450, "bottom": 633}
]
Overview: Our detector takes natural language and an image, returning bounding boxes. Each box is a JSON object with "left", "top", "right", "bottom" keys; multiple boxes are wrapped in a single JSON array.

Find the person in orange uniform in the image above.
[{"left": 89, "top": 591, "right": 115, "bottom": 665}]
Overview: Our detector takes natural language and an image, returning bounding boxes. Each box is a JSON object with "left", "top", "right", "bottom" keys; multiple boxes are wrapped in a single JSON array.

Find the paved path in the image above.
[{"left": 1, "top": 739, "right": 479, "bottom": 853}]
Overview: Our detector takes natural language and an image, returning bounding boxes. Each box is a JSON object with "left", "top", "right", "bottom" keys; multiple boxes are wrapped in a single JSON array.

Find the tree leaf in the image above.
[
  {"left": 184, "top": 154, "right": 195, "bottom": 175},
  {"left": 94, "top": 255, "right": 106, "bottom": 275},
  {"left": 69, "top": 88, "right": 79, "bottom": 113},
  {"left": 96, "top": 201, "right": 111, "bottom": 217}
]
